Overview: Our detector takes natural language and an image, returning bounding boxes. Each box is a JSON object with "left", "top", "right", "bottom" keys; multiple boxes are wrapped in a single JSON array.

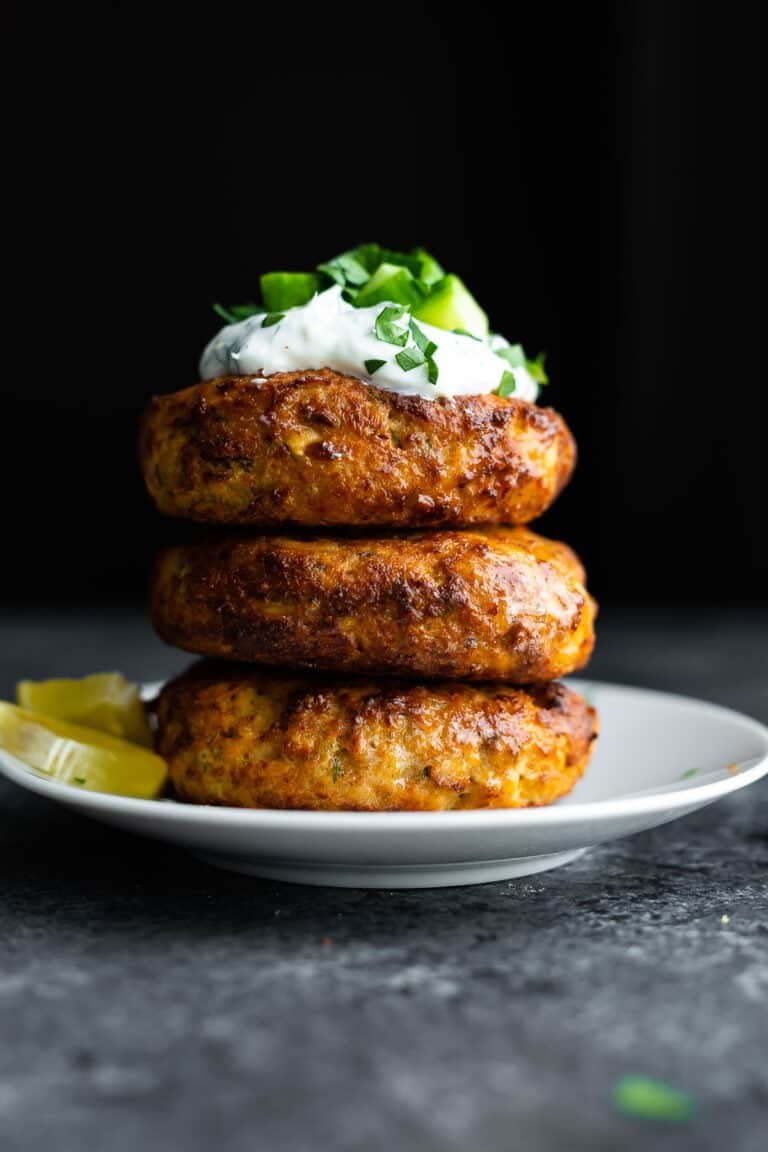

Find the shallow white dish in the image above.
[{"left": 1, "top": 680, "right": 767, "bottom": 888}]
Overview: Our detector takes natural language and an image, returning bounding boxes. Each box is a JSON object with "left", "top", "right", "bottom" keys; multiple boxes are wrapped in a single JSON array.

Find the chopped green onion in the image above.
[
  {"left": 395, "top": 347, "right": 427, "bottom": 372},
  {"left": 364, "top": 359, "right": 387, "bottom": 375},
  {"left": 260, "top": 272, "right": 319, "bottom": 312},
  {"left": 261, "top": 313, "right": 285, "bottom": 328},
  {"left": 497, "top": 371, "right": 517, "bottom": 396},
  {"left": 375, "top": 305, "right": 410, "bottom": 347}
]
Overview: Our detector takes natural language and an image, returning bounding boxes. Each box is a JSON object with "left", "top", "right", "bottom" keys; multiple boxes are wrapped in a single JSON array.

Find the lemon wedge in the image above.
[
  {"left": 0, "top": 702, "right": 167, "bottom": 798},
  {"left": 16, "top": 672, "right": 152, "bottom": 747}
]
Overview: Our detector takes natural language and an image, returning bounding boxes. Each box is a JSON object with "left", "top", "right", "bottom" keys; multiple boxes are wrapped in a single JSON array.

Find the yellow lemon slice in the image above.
[
  {"left": 0, "top": 702, "right": 167, "bottom": 798},
  {"left": 16, "top": 672, "right": 152, "bottom": 747}
]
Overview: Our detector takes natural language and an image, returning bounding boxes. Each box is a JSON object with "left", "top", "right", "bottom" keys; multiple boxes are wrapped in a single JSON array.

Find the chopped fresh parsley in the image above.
[
  {"left": 409, "top": 319, "right": 438, "bottom": 359},
  {"left": 612, "top": 1077, "right": 697, "bottom": 1124},
  {"left": 375, "top": 305, "right": 410, "bottom": 347},
  {"left": 317, "top": 251, "right": 370, "bottom": 289},
  {"left": 331, "top": 756, "right": 343, "bottom": 783},
  {"left": 526, "top": 351, "right": 549, "bottom": 386},
  {"left": 497, "top": 343, "right": 549, "bottom": 386},
  {"left": 497, "top": 370, "right": 517, "bottom": 397},
  {"left": 364, "top": 358, "right": 387, "bottom": 376},
  {"left": 211, "top": 246, "right": 550, "bottom": 394},
  {"left": 395, "top": 347, "right": 427, "bottom": 372},
  {"left": 212, "top": 302, "right": 264, "bottom": 325},
  {"left": 496, "top": 343, "right": 526, "bottom": 368}
]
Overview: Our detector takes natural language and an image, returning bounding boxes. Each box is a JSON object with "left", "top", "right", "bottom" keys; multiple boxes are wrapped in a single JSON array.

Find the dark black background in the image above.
[{"left": 5, "top": 3, "right": 765, "bottom": 606}]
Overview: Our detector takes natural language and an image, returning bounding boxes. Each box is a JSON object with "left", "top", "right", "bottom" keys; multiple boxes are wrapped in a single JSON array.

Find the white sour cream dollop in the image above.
[{"left": 200, "top": 287, "right": 538, "bottom": 402}]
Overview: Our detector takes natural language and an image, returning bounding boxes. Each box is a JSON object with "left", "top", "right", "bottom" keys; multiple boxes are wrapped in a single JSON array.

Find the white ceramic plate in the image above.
[{"left": 1, "top": 679, "right": 767, "bottom": 888}]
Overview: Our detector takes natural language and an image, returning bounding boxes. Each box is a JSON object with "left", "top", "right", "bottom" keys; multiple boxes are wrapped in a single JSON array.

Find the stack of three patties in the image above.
[{"left": 140, "top": 368, "right": 597, "bottom": 810}]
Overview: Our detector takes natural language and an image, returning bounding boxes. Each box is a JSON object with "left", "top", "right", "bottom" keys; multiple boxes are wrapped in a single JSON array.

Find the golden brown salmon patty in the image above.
[
  {"left": 155, "top": 665, "right": 598, "bottom": 811},
  {"left": 151, "top": 526, "right": 596, "bottom": 682},
  {"left": 140, "top": 370, "right": 575, "bottom": 527}
]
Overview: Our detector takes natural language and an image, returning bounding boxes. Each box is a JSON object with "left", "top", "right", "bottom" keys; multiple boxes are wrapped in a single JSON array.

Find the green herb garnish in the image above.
[
  {"left": 497, "top": 343, "right": 549, "bottom": 385},
  {"left": 497, "top": 370, "right": 517, "bottom": 397},
  {"left": 612, "top": 1077, "right": 697, "bottom": 1124},
  {"left": 331, "top": 756, "right": 343, "bottom": 782},
  {"left": 317, "top": 251, "right": 370, "bottom": 289},
  {"left": 496, "top": 343, "right": 526, "bottom": 368},
  {"left": 73, "top": 776, "right": 86, "bottom": 785},
  {"left": 375, "top": 305, "right": 410, "bottom": 347},
  {"left": 364, "top": 359, "right": 387, "bottom": 376},
  {"left": 526, "top": 351, "right": 549, "bottom": 386},
  {"left": 212, "top": 302, "right": 264, "bottom": 325},
  {"left": 395, "top": 347, "right": 427, "bottom": 372},
  {"left": 409, "top": 319, "right": 438, "bottom": 359},
  {"left": 212, "top": 247, "right": 548, "bottom": 394}
]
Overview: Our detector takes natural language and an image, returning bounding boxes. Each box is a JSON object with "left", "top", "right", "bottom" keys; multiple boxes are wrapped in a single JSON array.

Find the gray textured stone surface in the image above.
[{"left": 1, "top": 610, "right": 767, "bottom": 1152}]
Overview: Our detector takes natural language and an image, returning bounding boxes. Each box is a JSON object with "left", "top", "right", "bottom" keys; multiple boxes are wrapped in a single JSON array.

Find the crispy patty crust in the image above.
[
  {"left": 140, "top": 371, "right": 575, "bottom": 528},
  {"left": 151, "top": 526, "right": 596, "bottom": 682},
  {"left": 155, "top": 665, "right": 598, "bottom": 811}
]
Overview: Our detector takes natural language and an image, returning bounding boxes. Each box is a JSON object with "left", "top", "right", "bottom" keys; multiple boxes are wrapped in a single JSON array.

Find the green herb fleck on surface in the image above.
[
  {"left": 375, "top": 305, "right": 410, "bottom": 347},
  {"left": 213, "top": 302, "right": 238, "bottom": 325},
  {"left": 317, "top": 251, "right": 370, "bottom": 289},
  {"left": 395, "top": 347, "right": 427, "bottom": 372},
  {"left": 497, "top": 343, "right": 526, "bottom": 369},
  {"left": 452, "top": 328, "right": 482, "bottom": 340},
  {"left": 681, "top": 768, "right": 698, "bottom": 779},
  {"left": 612, "top": 1077, "right": 697, "bottom": 1124},
  {"left": 364, "top": 358, "right": 387, "bottom": 376},
  {"left": 497, "top": 343, "right": 549, "bottom": 386},
  {"left": 497, "top": 370, "right": 517, "bottom": 397},
  {"left": 526, "top": 350, "right": 549, "bottom": 385},
  {"left": 212, "top": 302, "right": 264, "bottom": 324},
  {"left": 261, "top": 312, "right": 285, "bottom": 328},
  {"left": 426, "top": 358, "right": 439, "bottom": 385},
  {"left": 332, "top": 756, "right": 343, "bottom": 783},
  {"left": 409, "top": 319, "right": 438, "bottom": 360},
  {"left": 73, "top": 776, "right": 86, "bottom": 785}
]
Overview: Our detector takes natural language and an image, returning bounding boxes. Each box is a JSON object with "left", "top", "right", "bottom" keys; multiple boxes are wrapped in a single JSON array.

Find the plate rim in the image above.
[{"left": 1, "top": 678, "right": 767, "bottom": 829}]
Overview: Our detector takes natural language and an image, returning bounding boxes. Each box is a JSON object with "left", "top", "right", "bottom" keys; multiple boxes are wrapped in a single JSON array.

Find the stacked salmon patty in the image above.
[{"left": 141, "top": 368, "right": 597, "bottom": 810}]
